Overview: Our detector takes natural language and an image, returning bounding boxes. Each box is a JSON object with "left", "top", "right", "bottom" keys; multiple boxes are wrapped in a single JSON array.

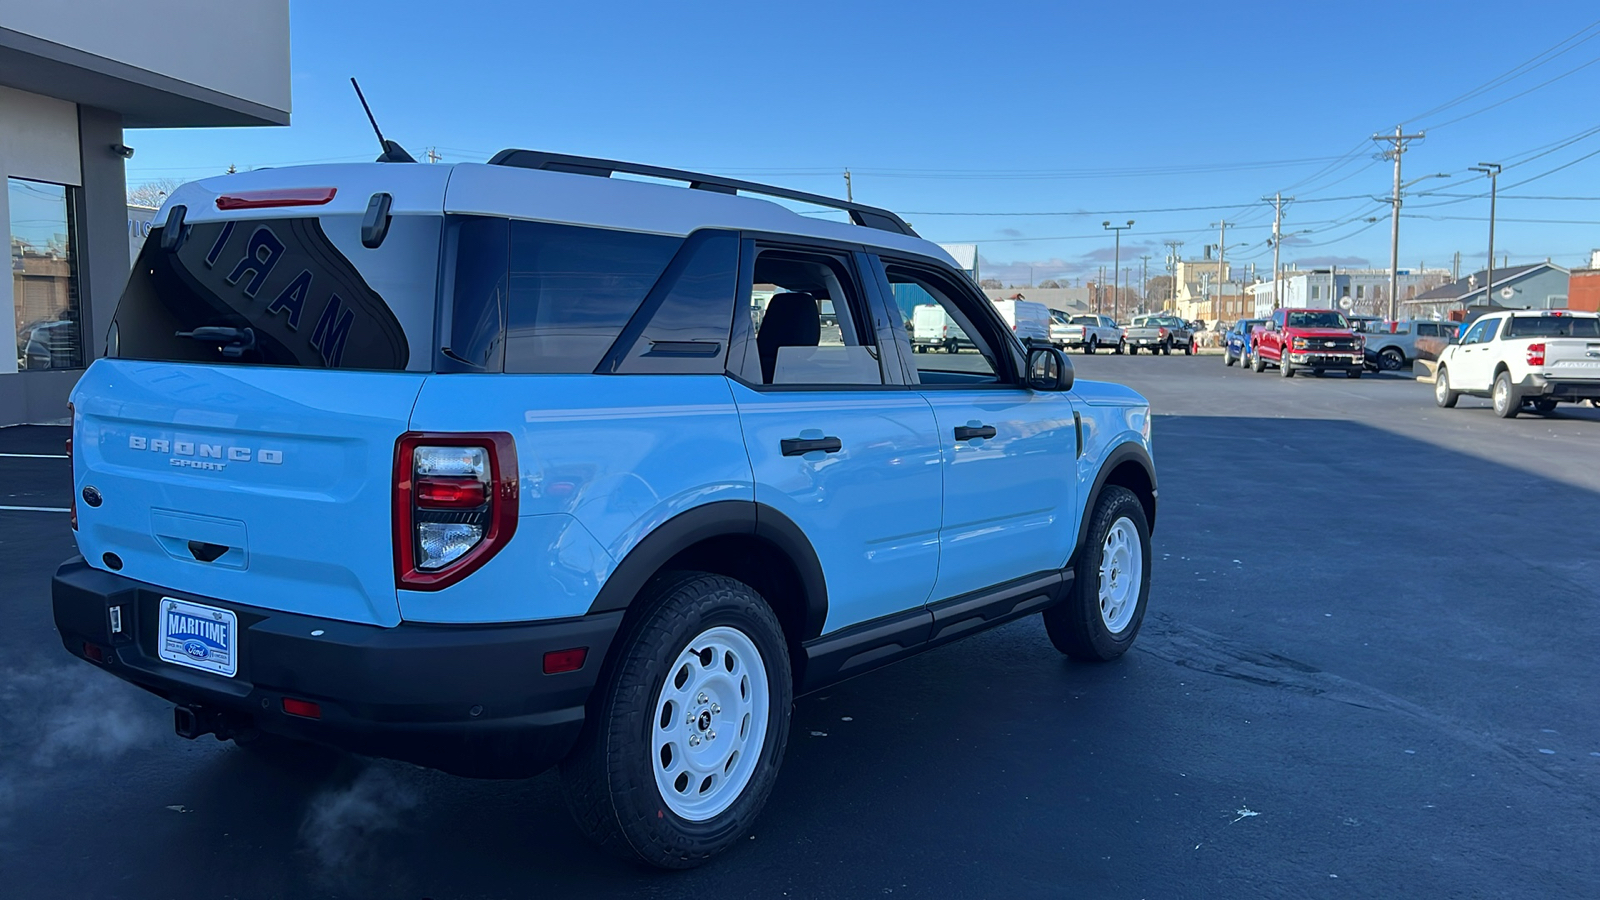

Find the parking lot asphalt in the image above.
[{"left": 2, "top": 358, "right": 1597, "bottom": 899}]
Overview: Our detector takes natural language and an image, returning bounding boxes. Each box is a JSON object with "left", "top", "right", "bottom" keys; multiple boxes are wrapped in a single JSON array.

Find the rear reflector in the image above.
[
  {"left": 281, "top": 698, "right": 323, "bottom": 719},
  {"left": 82, "top": 641, "right": 104, "bottom": 663},
  {"left": 216, "top": 188, "right": 338, "bottom": 210},
  {"left": 543, "top": 648, "right": 588, "bottom": 674}
]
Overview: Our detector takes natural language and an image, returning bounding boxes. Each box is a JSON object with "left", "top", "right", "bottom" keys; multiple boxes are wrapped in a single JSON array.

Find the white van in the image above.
[
  {"left": 991, "top": 298, "right": 1052, "bottom": 346},
  {"left": 911, "top": 303, "right": 974, "bottom": 353}
]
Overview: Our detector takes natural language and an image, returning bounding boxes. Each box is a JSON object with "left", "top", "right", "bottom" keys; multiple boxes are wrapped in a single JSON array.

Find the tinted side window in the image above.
[
  {"left": 444, "top": 216, "right": 508, "bottom": 371},
  {"left": 504, "top": 221, "right": 680, "bottom": 374},
  {"left": 606, "top": 231, "right": 739, "bottom": 374}
]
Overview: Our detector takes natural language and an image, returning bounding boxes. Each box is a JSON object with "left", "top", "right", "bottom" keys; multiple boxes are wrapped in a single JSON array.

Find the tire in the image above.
[
  {"left": 1379, "top": 347, "right": 1405, "bottom": 371},
  {"left": 1129, "top": 345, "right": 1140, "bottom": 355},
  {"left": 1184, "top": 340, "right": 1194, "bottom": 355},
  {"left": 914, "top": 345, "right": 925, "bottom": 354},
  {"left": 1224, "top": 349, "right": 1236, "bottom": 367},
  {"left": 1492, "top": 370, "right": 1519, "bottom": 418},
  {"left": 1313, "top": 369, "right": 1327, "bottom": 378},
  {"left": 1044, "top": 486, "right": 1151, "bottom": 661},
  {"left": 561, "top": 572, "right": 792, "bottom": 869},
  {"left": 1280, "top": 355, "right": 1294, "bottom": 377},
  {"left": 1086, "top": 337, "right": 1097, "bottom": 355},
  {"left": 1347, "top": 369, "right": 1362, "bottom": 379},
  {"left": 1253, "top": 350, "right": 1266, "bottom": 373},
  {"left": 945, "top": 339, "right": 957, "bottom": 354},
  {"left": 1434, "top": 366, "right": 1460, "bottom": 408},
  {"left": 1115, "top": 341, "right": 1124, "bottom": 355},
  {"left": 1161, "top": 340, "right": 1172, "bottom": 356},
  {"left": 1533, "top": 398, "right": 1558, "bottom": 414}
]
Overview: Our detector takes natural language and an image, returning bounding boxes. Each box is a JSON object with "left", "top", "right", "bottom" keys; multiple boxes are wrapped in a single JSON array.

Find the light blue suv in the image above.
[{"left": 53, "top": 150, "right": 1157, "bottom": 868}]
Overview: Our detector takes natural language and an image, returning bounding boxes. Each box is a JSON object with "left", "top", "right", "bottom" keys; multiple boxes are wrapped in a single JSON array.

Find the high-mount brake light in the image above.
[
  {"left": 394, "top": 433, "right": 518, "bottom": 590},
  {"left": 1527, "top": 342, "right": 1546, "bottom": 367},
  {"left": 215, "top": 188, "right": 338, "bottom": 210}
]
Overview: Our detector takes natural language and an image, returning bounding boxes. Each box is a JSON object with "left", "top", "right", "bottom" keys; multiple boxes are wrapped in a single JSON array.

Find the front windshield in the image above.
[{"left": 1286, "top": 311, "right": 1350, "bottom": 329}]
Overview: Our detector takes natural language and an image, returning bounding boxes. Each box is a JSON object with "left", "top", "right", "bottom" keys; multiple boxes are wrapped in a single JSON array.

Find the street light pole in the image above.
[
  {"left": 1213, "top": 220, "right": 1233, "bottom": 322},
  {"left": 1104, "top": 220, "right": 1133, "bottom": 321},
  {"left": 1469, "top": 163, "right": 1502, "bottom": 307}
]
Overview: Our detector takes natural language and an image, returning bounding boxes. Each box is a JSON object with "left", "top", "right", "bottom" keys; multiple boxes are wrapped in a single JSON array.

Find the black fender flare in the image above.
[
  {"left": 586, "top": 500, "right": 829, "bottom": 640},
  {"left": 1069, "top": 441, "right": 1158, "bottom": 567}
]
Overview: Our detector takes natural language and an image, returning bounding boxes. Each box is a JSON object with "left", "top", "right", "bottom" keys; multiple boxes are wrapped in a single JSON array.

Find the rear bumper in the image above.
[
  {"left": 1518, "top": 375, "right": 1600, "bottom": 400},
  {"left": 52, "top": 558, "right": 622, "bottom": 778}
]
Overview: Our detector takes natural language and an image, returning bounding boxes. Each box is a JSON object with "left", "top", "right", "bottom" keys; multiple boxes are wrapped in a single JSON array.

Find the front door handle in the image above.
[
  {"left": 781, "top": 436, "right": 842, "bottom": 456},
  {"left": 954, "top": 424, "right": 997, "bottom": 441}
]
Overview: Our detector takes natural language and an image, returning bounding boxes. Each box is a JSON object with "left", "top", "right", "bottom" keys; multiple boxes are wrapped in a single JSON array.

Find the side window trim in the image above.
[{"left": 857, "top": 251, "right": 917, "bottom": 386}]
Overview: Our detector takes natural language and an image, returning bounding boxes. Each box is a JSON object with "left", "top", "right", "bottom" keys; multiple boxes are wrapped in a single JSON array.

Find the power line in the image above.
[
  {"left": 1422, "top": 50, "right": 1600, "bottom": 130},
  {"left": 1404, "top": 17, "right": 1600, "bottom": 124}
]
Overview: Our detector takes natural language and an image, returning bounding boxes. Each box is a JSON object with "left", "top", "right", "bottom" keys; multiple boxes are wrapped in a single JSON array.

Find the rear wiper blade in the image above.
[{"left": 175, "top": 326, "right": 257, "bottom": 358}]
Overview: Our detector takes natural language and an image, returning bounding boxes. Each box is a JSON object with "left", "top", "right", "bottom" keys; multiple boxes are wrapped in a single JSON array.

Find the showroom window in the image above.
[{"left": 9, "top": 178, "right": 83, "bottom": 370}]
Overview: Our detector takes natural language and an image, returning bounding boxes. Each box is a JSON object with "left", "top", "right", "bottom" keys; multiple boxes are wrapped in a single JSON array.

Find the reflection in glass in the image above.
[{"left": 9, "top": 178, "right": 83, "bottom": 370}]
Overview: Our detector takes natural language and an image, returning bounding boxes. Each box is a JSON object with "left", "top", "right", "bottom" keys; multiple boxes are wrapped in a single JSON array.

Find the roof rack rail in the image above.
[{"left": 486, "top": 149, "right": 918, "bottom": 237}]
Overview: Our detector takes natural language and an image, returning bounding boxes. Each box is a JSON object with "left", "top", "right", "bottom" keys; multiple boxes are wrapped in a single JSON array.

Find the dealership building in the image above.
[{"left": 1, "top": 2, "right": 289, "bottom": 425}]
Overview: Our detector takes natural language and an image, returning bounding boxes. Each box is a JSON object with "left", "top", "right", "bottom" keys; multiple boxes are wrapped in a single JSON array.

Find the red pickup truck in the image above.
[{"left": 1249, "top": 308, "right": 1363, "bottom": 378}]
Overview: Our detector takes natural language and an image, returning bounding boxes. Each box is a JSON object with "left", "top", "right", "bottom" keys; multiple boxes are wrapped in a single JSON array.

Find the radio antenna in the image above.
[{"left": 350, "top": 78, "right": 415, "bottom": 163}]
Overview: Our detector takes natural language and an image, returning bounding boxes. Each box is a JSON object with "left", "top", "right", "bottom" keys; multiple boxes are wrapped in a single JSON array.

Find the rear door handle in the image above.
[
  {"left": 781, "top": 436, "right": 842, "bottom": 456},
  {"left": 953, "top": 424, "right": 997, "bottom": 441}
]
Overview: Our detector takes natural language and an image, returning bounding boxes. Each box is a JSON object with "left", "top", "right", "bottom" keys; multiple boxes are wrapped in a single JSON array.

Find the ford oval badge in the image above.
[{"left": 183, "top": 639, "right": 210, "bottom": 661}]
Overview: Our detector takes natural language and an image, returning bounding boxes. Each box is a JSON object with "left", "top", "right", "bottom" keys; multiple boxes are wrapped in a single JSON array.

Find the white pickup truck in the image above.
[
  {"left": 1050, "top": 312, "right": 1122, "bottom": 354},
  {"left": 1434, "top": 309, "right": 1600, "bottom": 417}
]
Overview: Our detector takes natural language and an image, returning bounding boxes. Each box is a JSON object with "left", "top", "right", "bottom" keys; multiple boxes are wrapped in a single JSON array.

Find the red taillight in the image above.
[
  {"left": 1527, "top": 342, "right": 1546, "bottom": 367},
  {"left": 1159, "top": 327, "right": 1168, "bottom": 337},
  {"left": 215, "top": 187, "right": 337, "bottom": 210},
  {"left": 281, "top": 698, "right": 322, "bottom": 719},
  {"left": 394, "top": 432, "right": 519, "bottom": 591},
  {"left": 543, "top": 648, "right": 589, "bottom": 674},
  {"left": 416, "top": 476, "right": 488, "bottom": 509},
  {"left": 67, "top": 402, "right": 77, "bottom": 531}
]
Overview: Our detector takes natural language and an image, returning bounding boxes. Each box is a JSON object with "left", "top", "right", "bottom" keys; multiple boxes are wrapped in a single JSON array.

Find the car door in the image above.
[
  {"left": 726, "top": 240, "right": 943, "bottom": 634},
  {"left": 1452, "top": 317, "right": 1501, "bottom": 390},
  {"left": 872, "top": 256, "right": 1080, "bottom": 601}
]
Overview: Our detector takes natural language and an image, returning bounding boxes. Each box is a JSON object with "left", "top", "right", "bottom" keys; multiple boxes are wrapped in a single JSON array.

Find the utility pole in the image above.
[
  {"left": 1139, "top": 255, "right": 1151, "bottom": 312},
  {"left": 1469, "top": 163, "right": 1501, "bottom": 306},
  {"left": 1162, "top": 239, "right": 1184, "bottom": 312},
  {"left": 426, "top": 147, "right": 442, "bottom": 164},
  {"left": 1264, "top": 193, "right": 1293, "bottom": 309},
  {"left": 1213, "top": 220, "right": 1233, "bottom": 322},
  {"left": 1373, "top": 126, "right": 1426, "bottom": 320},
  {"left": 1452, "top": 251, "right": 1461, "bottom": 281},
  {"left": 843, "top": 168, "right": 853, "bottom": 202}
]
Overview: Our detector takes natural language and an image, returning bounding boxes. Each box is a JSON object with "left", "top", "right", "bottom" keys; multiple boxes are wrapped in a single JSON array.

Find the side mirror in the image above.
[
  {"left": 1264, "top": 320, "right": 1277, "bottom": 332},
  {"left": 1027, "top": 346, "right": 1073, "bottom": 392}
]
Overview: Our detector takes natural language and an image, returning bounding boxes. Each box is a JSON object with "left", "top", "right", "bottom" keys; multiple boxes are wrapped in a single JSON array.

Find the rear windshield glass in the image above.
[
  {"left": 1286, "top": 311, "right": 1349, "bottom": 329},
  {"left": 112, "top": 214, "right": 440, "bottom": 371},
  {"left": 1503, "top": 315, "right": 1600, "bottom": 337}
]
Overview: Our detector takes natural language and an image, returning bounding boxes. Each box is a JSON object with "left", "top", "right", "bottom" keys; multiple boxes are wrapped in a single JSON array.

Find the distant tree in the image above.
[
  {"left": 127, "top": 178, "right": 182, "bottom": 208},
  {"left": 1145, "top": 275, "right": 1175, "bottom": 303},
  {"left": 979, "top": 278, "right": 1002, "bottom": 289},
  {"left": 1037, "top": 279, "right": 1062, "bottom": 289}
]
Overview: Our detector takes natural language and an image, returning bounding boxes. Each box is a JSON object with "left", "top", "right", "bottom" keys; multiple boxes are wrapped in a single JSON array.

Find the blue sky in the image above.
[{"left": 126, "top": 0, "right": 1600, "bottom": 287}]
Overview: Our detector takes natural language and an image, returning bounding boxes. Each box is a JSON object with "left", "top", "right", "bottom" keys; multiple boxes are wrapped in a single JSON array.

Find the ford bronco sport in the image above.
[{"left": 52, "top": 150, "right": 1158, "bottom": 868}]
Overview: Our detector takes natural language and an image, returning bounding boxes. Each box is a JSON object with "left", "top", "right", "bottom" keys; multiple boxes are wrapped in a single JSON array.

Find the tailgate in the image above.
[
  {"left": 1542, "top": 339, "right": 1600, "bottom": 381},
  {"left": 71, "top": 361, "right": 426, "bottom": 626}
]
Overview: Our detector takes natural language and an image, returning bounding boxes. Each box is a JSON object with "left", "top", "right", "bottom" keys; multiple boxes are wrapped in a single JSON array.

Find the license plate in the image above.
[{"left": 158, "top": 598, "right": 239, "bottom": 677}]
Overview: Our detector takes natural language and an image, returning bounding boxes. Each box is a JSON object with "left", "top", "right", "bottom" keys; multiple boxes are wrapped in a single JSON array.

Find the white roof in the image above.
[{"left": 161, "top": 161, "right": 956, "bottom": 266}]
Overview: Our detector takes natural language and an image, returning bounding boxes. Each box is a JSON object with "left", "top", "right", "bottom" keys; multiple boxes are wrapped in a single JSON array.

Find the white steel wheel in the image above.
[
  {"left": 1097, "top": 517, "right": 1142, "bottom": 634},
  {"left": 651, "top": 625, "right": 770, "bottom": 822}
]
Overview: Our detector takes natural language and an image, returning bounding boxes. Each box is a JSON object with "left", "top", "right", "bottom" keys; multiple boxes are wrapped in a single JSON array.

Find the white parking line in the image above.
[
  {"left": 0, "top": 505, "right": 70, "bottom": 512},
  {"left": 0, "top": 452, "right": 68, "bottom": 459}
]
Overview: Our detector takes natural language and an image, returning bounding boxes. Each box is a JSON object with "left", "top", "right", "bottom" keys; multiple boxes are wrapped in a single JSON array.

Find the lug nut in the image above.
[
  {"left": 707, "top": 729, "right": 717, "bottom": 740},
  {"left": 696, "top": 692, "right": 708, "bottom": 703},
  {"left": 710, "top": 703, "right": 721, "bottom": 714},
  {"left": 689, "top": 734, "right": 701, "bottom": 747}
]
